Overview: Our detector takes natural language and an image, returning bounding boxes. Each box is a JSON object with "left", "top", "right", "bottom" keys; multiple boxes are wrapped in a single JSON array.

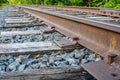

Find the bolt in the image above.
[
  {"left": 51, "top": 26, "right": 55, "bottom": 30},
  {"left": 72, "top": 37, "right": 79, "bottom": 41},
  {"left": 71, "top": 37, "right": 80, "bottom": 47},
  {"left": 107, "top": 54, "right": 117, "bottom": 64}
]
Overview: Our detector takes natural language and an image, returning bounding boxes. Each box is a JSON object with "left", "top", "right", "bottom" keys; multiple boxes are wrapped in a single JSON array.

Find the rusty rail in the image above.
[
  {"left": 38, "top": 5, "right": 120, "bottom": 18},
  {"left": 16, "top": 5, "right": 120, "bottom": 80}
]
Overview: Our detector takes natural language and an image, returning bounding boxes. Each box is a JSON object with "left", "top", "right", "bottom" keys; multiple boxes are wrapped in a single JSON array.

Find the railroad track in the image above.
[
  {"left": 38, "top": 5, "right": 120, "bottom": 18},
  {"left": 0, "top": 6, "right": 101, "bottom": 80},
  {"left": 0, "top": 5, "right": 119, "bottom": 80}
]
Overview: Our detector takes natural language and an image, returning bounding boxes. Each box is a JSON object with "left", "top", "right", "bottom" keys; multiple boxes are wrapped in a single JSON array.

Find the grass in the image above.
[{"left": 0, "top": 3, "right": 8, "bottom": 8}]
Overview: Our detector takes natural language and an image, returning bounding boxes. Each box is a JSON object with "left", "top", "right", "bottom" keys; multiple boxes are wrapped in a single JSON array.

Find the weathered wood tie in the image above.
[
  {"left": 0, "top": 30, "right": 42, "bottom": 36},
  {"left": 0, "top": 41, "right": 61, "bottom": 54}
]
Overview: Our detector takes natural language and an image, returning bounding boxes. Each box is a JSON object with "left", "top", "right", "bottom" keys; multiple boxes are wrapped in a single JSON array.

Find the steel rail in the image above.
[
  {"left": 16, "top": 5, "right": 120, "bottom": 80},
  {"left": 38, "top": 5, "right": 120, "bottom": 18},
  {"left": 17, "top": 5, "right": 120, "bottom": 56}
]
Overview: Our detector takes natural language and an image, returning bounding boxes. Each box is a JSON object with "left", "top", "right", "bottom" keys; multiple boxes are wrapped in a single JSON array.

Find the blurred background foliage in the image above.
[
  {"left": 0, "top": 0, "right": 120, "bottom": 9},
  {"left": 0, "top": 0, "right": 8, "bottom": 6}
]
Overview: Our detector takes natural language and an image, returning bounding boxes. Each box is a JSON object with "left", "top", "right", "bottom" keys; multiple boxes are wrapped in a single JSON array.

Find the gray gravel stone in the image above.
[
  {"left": 49, "top": 56, "right": 55, "bottom": 64},
  {"left": 62, "top": 54, "right": 71, "bottom": 60},
  {"left": 0, "top": 65, "right": 6, "bottom": 72},
  {"left": 67, "top": 58, "right": 77, "bottom": 65},
  {"left": 0, "top": 55, "right": 7, "bottom": 61},
  {"left": 31, "top": 63, "right": 40, "bottom": 69},
  {"left": 42, "top": 54, "right": 49, "bottom": 62},
  {"left": 0, "top": 48, "right": 102, "bottom": 73},
  {"left": 55, "top": 61, "right": 68, "bottom": 68},
  {"left": 74, "top": 49, "right": 85, "bottom": 59},
  {"left": 40, "top": 63, "right": 47, "bottom": 68},
  {"left": 54, "top": 55, "right": 62, "bottom": 61},
  {"left": 81, "top": 59, "right": 88, "bottom": 64},
  {"left": 25, "top": 66, "right": 33, "bottom": 71},
  {"left": 18, "top": 64, "right": 26, "bottom": 71},
  {"left": 8, "top": 61, "right": 20, "bottom": 71},
  {"left": 27, "top": 59, "right": 39, "bottom": 65},
  {"left": 0, "top": 32, "right": 65, "bottom": 43}
]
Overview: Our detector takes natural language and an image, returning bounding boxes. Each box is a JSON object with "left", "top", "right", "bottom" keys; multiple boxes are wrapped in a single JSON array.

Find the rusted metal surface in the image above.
[
  {"left": 81, "top": 60, "right": 120, "bottom": 80},
  {"left": 100, "top": 9, "right": 120, "bottom": 18},
  {"left": 107, "top": 54, "right": 118, "bottom": 64},
  {"left": 16, "top": 5, "right": 120, "bottom": 80},
  {"left": 54, "top": 38, "right": 76, "bottom": 48},
  {"left": 39, "top": 5, "right": 100, "bottom": 15},
  {"left": 38, "top": 5, "right": 120, "bottom": 17},
  {"left": 17, "top": 6, "right": 120, "bottom": 56}
]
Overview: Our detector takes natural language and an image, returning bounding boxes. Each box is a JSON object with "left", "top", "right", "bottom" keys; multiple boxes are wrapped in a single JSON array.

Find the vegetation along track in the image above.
[{"left": 0, "top": 5, "right": 119, "bottom": 80}]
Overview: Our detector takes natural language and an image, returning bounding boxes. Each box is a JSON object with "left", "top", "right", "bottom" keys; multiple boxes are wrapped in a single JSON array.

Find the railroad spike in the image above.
[
  {"left": 107, "top": 54, "right": 118, "bottom": 64},
  {"left": 72, "top": 37, "right": 79, "bottom": 41},
  {"left": 51, "top": 26, "right": 55, "bottom": 30}
]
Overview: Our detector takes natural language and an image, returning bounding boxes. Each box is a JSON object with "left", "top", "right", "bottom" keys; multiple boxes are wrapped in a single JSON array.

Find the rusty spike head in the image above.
[
  {"left": 51, "top": 26, "right": 55, "bottom": 30},
  {"left": 35, "top": 18, "right": 39, "bottom": 21},
  {"left": 107, "top": 54, "right": 117, "bottom": 64},
  {"left": 72, "top": 37, "right": 79, "bottom": 41}
]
